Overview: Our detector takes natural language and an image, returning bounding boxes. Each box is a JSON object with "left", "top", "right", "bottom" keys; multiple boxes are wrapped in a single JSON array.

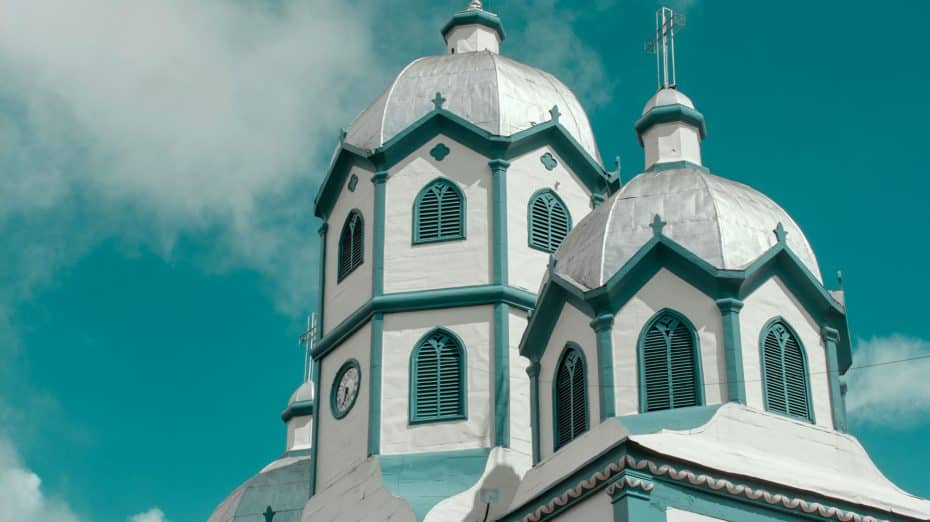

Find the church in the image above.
[{"left": 209, "top": 2, "right": 930, "bottom": 521}]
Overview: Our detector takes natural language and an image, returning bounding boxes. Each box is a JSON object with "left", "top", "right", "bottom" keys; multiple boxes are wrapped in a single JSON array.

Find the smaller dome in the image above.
[
  {"left": 642, "top": 87, "right": 694, "bottom": 115},
  {"left": 208, "top": 456, "right": 310, "bottom": 522},
  {"left": 553, "top": 167, "right": 822, "bottom": 290},
  {"left": 288, "top": 381, "right": 314, "bottom": 405}
]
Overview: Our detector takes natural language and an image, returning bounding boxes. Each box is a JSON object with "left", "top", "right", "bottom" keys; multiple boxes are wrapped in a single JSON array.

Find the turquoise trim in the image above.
[
  {"left": 307, "top": 360, "right": 322, "bottom": 496},
  {"left": 552, "top": 342, "right": 590, "bottom": 452},
  {"left": 317, "top": 223, "right": 328, "bottom": 336},
  {"left": 822, "top": 326, "right": 847, "bottom": 432},
  {"left": 527, "top": 360, "right": 541, "bottom": 464},
  {"left": 590, "top": 313, "right": 616, "bottom": 420},
  {"left": 337, "top": 210, "right": 364, "bottom": 283},
  {"left": 429, "top": 142, "right": 450, "bottom": 161},
  {"left": 616, "top": 404, "right": 720, "bottom": 435},
  {"left": 440, "top": 9, "right": 505, "bottom": 41},
  {"left": 372, "top": 172, "right": 388, "bottom": 295},
  {"left": 609, "top": 471, "right": 662, "bottom": 522},
  {"left": 637, "top": 309, "right": 704, "bottom": 413},
  {"left": 330, "top": 358, "right": 361, "bottom": 420},
  {"left": 528, "top": 189, "right": 572, "bottom": 253},
  {"left": 347, "top": 173, "right": 359, "bottom": 192},
  {"left": 493, "top": 302, "right": 510, "bottom": 446},
  {"left": 646, "top": 160, "right": 708, "bottom": 173},
  {"left": 369, "top": 313, "right": 383, "bottom": 455},
  {"left": 379, "top": 448, "right": 491, "bottom": 522},
  {"left": 409, "top": 327, "right": 468, "bottom": 424},
  {"left": 314, "top": 284, "right": 536, "bottom": 359},
  {"left": 716, "top": 298, "right": 746, "bottom": 404},
  {"left": 281, "top": 399, "right": 314, "bottom": 422},
  {"left": 540, "top": 152, "right": 557, "bottom": 171},
  {"left": 489, "top": 159, "right": 510, "bottom": 285},
  {"left": 314, "top": 109, "right": 617, "bottom": 220},
  {"left": 759, "top": 317, "right": 815, "bottom": 423},
  {"left": 634, "top": 103, "right": 707, "bottom": 145},
  {"left": 412, "top": 177, "right": 466, "bottom": 245}
]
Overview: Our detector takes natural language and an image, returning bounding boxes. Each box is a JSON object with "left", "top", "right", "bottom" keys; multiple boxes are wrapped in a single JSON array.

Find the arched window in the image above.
[
  {"left": 554, "top": 344, "right": 588, "bottom": 450},
  {"left": 413, "top": 179, "right": 465, "bottom": 244},
  {"left": 639, "top": 310, "right": 703, "bottom": 412},
  {"left": 528, "top": 190, "right": 571, "bottom": 253},
  {"left": 410, "top": 328, "right": 467, "bottom": 423},
  {"left": 338, "top": 210, "right": 364, "bottom": 281},
  {"left": 761, "top": 319, "right": 813, "bottom": 421}
]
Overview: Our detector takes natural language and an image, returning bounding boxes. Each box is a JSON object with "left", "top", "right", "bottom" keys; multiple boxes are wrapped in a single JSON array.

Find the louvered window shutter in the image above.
[
  {"left": 338, "top": 211, "right": 364, "bottom": 281},
  {"left": 528, "top": 191, "right": 571, "bottom": 253},
  {"left": 555, "top": 348, "right": 588, "bottom": 450},
  {"left": 414, "top": 180, "right": 465, "bottom": 243},
  {"left": 412, "top": 330, "right": 465, "bottom": 423},
  {"left": 641, "top": 313, "right": 701, "bottom": 412},
  {"left": 762, "top": 322, "right": 812, "bottom": 421}
]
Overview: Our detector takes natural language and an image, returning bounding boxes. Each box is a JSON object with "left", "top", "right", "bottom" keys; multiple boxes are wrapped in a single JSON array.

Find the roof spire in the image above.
[
  {"left": 442, "top": 0, "right": 505, "bottom": 55},
  {"left": 466, "top": 0, "right": 483, "bottom": 10},
  {"left": 645, "top": 7, "right": 686, "bottom": 90}
]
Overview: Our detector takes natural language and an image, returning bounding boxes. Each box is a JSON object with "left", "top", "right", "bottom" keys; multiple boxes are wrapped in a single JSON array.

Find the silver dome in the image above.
[
  {"left": 344, "top": 51, "right": 602, "bottom": 163},
  {"left": 554, "top": 167, "right": 822, "bottom": 290}
]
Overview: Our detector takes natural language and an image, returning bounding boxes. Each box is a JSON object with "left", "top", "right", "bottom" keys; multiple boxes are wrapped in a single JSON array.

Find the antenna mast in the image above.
[
  {"left": 645, "top": 7, "right": 686, "bottom": 90},
  {"left": 298, "top": 313, "right": 318, "bottom": 383}
]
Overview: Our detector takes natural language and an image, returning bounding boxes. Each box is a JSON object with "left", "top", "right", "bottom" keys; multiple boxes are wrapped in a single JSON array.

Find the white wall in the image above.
[
  {"left": 380, "top": 306, "right": 493, "bottom": 454},
  {"left": 286, "top": 416, "right": 312, "bottom": 452},
  {"left": 508, "top": 309, "right": 532, "bottom": 457},
  {"left": 383, "top": 136, "right": 492, "bottom": 293},
  {"left": 316, "top": 323, "right": 371, "bottom": 489},
  {"left": 642, "top": 121, "right": 702, "bottom": 169},
  {"left": 740, "top": 276, "right": 832, "bottom": 428},
  {"left": 611, "top": 269, "right": 725, "bottom": 415},
  {"left": 507, "top": 146, "right": 593, "bottom": 293},
  {"left": 324, "top": 165, "right": 374, "bottom": 332},
  {"left": 538, "top": 302, "right": 599, "bottom": 461},
  {"left": 666, "top": 507, "right": 726, "bottom": 522},
  {"left": 445, "top": 25, "right": 500, "bottom": 54},
  {"left": 558, "top": 490, "right": 612, "bottom": 521}
]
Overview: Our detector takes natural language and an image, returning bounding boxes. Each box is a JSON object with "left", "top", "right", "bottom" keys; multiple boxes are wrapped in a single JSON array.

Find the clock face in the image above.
[{"left": 331, "top": 360, "right": 361, "bottom": 419}]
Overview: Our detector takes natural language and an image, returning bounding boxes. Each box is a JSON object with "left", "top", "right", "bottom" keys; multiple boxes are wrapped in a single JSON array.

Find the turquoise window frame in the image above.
[
  {"left": 637, "top": 309, "right": 705, "bottom": 413},
  {"left": 759, "top": 317, "right": 815, "bottom": 423},
  {"left": 412, "top": 178, "right": 466, "bottom": 245},
  {"left": 337, "top": 209, "right": 364, "bottom": 282},
  {"left": 409, "top": 328, "right": 468, "bottom": 424},
  {"left": 552, "top": 342, "right": 589, "bottom": 451},
  {"left": 528, "top": 189, "right": 572, "bottom": 253},
  {"left": 330, "top": 358, "right": 361, "bottom": 420}
]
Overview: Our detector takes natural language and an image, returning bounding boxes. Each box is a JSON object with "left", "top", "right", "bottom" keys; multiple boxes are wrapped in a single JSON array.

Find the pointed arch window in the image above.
[
  {"left": 761, "top": 319, "right": 813, "bottom": 422},
  {"left": 338, "top": 210, "right": 364, "bottom": 281},
  {"left": 410, "top": 328, "right": 467, "bottom": 423},
  {"left": 528, "top": 190, "right": 571, "bottom": 253},
  {"left": 554, "top": 344, "right": 588, "bottom": 450},
  {"left": 413, "top": 179, "right": 465, "bottom": 244},
  {"left": 639, "top": 310, "right": 703, "bottom": 412}
]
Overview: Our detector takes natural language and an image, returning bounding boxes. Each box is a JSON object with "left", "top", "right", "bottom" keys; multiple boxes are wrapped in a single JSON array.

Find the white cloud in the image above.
[
  {"left": 128, "top": 508, "right": 168, "bottom": 522},
  {"left": 846, "top": 334, "right": 930, "bottom": 427},
  {"left": 0, "top": 436, "right": 80, "bottom": 522}
]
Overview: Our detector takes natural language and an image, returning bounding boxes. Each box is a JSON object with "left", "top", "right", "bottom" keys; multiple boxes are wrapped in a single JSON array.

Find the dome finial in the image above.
[
  {"left": 466, "top": 0, "right": 483, "bottom": 10},
  {"left": 442, "top": 0, "right": 504, "bottom": 54}
]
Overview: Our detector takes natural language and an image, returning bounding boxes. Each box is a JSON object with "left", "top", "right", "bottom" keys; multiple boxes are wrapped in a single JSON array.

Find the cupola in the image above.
[
  {"left": 635, "top": 87, "right": 707, "bottom": 170},
  {"left": 441, "top": 0, "right": 505, "bottom": 54}
]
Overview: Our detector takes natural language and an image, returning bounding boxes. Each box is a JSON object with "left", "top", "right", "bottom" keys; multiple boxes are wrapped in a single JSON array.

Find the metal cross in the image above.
[
  {"left": 644, "top": 6, "right": 686, "bottom": 90},
  {"left": 773, "top": 222, "right": 788, "bottom": 244},
  {"left": 650, "top": 214, "right": 667, "bottom": 236},
  {"left": 263, "top": 506, "right": 275, "bottom": 522},
  {"left": 549, "top": 105, "right": 561, "bottom": 123},
  {"left": 432, "top": 92, "right": 446, "bottom": 111},
  {"left": 298, "top": 313, "right": 317, "bottom": 383}
]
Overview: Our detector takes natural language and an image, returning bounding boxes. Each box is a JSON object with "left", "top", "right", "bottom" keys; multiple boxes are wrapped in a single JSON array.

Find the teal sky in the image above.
[{"left": 2, "top": 1, "right": 929, "bottom": 521}]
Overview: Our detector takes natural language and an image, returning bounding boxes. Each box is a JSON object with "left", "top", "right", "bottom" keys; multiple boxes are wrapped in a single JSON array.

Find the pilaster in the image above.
[
  {"left": 368, "top": 312, "right": 384, "bottom": 455},
  {"left": 715, "top": 298, "right": 746, "bottom": 404},
  {"left": 822, "top": 326, "right": 848, "bottom": 432},
  {"left": 527, "top": 359, "right": 541, "bottom": 464},
  {"left": 371, "top": 171, "right": 389, "bottom": 296},
  {"left": 590, "top": 313, "right": 616, "bottom": 420},
  {"left": 494, "top": 302, "right": 510, "bottom": 447},
  {"left": 488, "top": 159, "right": 510, "bottom": 285},
  {"left": 317, "top": 223, "right": 328, "bottom": 335},
  {"left": 606, "top": 469, "right": 662, "bottom": 522}
]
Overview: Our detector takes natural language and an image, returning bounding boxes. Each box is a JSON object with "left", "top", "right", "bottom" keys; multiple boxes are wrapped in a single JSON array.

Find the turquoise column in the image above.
[
  {"left": 607, "top": 470, "right": 662, "bottom": 522},
  {"left": 715, "top": 298, "right": 746, "bottom": 404},
  {"left": 821, "top": 326, "right": 848, "bottom": 432},
  {"left": 371, "top": 171, "right": 389, "bottom": 296},
  {"left": 308, "top": 359, "right": 322, "bottom": 496},
  {"left": 489, "top": 159, "right": 510, "bottom": 448},
  {"left": 316, "top": 223, "right": 328, "bottom": 334},
  {"left": 494, "top": 302, "right": 510, "bottom": 447},
  {"left": 527, "top": 359, "right": 541, "bottom": 464},
  {"left": 368, "top": 312, "right": 384, "bottom": 456},
  {"left": 590, "top": 313, "right": 616, "bottom": 420}
]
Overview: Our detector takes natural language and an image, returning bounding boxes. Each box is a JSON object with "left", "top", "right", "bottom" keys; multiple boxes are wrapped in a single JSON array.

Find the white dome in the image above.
[
  {"left": 288, "top": 381, "right": 314, "bottom": 405},
  {"left": 343, "top": 51, "right": 602, "bottom": 163},
  {"left": 554, "top": 166, "right": 822, "bottom": 290},
  {"left": 641, "top": 87, "right": 695, "bottom": 115}
]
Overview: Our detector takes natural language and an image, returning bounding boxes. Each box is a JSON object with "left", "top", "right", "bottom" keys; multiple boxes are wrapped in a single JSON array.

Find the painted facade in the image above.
[{"left": 209, "top": 2, "right": 930, "bottom": 521}]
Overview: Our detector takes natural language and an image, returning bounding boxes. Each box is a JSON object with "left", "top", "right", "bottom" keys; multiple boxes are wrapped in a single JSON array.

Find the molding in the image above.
[
  {"left": 489, "top": 159, "right": 510, "bottom": 285},
  {"left": 314, "top": 284, "right": 536, "bottom": 360},
  {"left": 494, "top": 302, "right": 510, "bottom": 446},
  {"left": 634, "top": 103, "right": 708, "bottom": 145},
  {"left": 368, "top": 313, "right": 383, "bottom": 455},
  {"left": 280, "top": 399, "right": 314, "bottom": 422},
  {"left": 716, "top": 297, "right": 746, "bottom": 404},
  {"left": 590, "top": 313, "right": 616, "bottom": 420},
  {"left": 441, "top": 9, "right": 506, "bottom": 41},
  {"left": 523, "top": 454, "right": 883, "bottom": 522},
  {"left": 821, "top": 326, "right": 848, "bottom": 432},
  {"left": 646, "top": 160, "right": 709, "bottom": 173},
  {"left": 527, "top": 359, "right": 541, "bottom": 464}
]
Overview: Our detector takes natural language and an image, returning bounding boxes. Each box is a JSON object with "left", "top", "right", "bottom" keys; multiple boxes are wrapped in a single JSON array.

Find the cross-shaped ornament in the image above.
[
  {"left": 549, "top": 105, "right": 561, "bottom": 123},
  {"left": 263, "top": 506, "right": 275, "bottom": 522},
  {"left": 650, "top": 214, "right": 667, "bottom": 236},
  {"left": 432, "top": 92, "right": 446, "bottom": 111},
  {"left": 773, "top": 222, "right": 788, "bottom": 244}
]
